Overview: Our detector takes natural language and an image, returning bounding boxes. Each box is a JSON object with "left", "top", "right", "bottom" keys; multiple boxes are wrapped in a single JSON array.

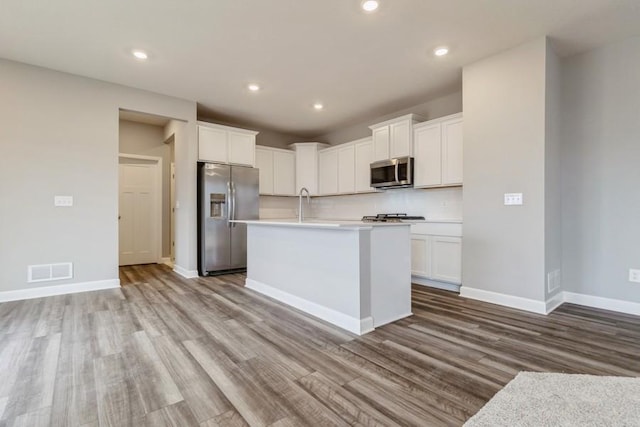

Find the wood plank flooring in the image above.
[{"left": 1, "top": 264, "right": 639, "bottom": 426}]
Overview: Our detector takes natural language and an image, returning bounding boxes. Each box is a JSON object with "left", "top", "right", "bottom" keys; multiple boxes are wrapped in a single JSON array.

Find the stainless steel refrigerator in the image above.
[{"left": 197, "top": 162, "right": 259, "bottom": 275}]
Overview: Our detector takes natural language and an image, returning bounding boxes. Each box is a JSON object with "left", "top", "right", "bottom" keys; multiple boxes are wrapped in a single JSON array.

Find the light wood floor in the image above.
[{"left": 1, "top": 264, "right": 639, "bottom": 426}]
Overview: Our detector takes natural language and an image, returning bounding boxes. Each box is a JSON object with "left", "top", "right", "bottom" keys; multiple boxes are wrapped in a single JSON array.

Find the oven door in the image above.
[{"left": 370, "top": 157, "right": 413, "bottom": 188}]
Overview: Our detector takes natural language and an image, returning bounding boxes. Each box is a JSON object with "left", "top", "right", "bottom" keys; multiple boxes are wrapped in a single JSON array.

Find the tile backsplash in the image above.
[{"left": 260, "top": 187, "right": 463, "bottom": 221}]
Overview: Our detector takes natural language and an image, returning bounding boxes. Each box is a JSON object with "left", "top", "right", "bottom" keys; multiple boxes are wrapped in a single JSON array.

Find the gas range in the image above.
[{"left": 361, "top": 213, "right": 426, "bottom": 223}]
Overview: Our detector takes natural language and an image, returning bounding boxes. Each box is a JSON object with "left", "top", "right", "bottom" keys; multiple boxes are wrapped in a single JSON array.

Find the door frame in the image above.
[{"left": 118, "top": 153, "right": 163, "bottom": 265}]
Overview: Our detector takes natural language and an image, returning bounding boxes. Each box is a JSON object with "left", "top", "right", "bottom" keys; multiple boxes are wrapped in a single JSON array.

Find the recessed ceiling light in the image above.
[
  {"left": 313, "top": 103, "right": 324, "bottom": 110},
  {"left": 361, "top": 0, "right": 379, "bottom": 12},
  {"left": 434, "top": 47, "right": 449, "bottom": 57},
  {"left": 248, "top": 83, "right": 260, "bottom": 92},
  {"left": 132, "top": 49, "right": 148, "bottom": 60}
]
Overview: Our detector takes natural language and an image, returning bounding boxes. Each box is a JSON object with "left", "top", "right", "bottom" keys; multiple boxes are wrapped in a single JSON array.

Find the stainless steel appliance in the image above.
[
  {"left": 197, "top": 162, "right": 259, "bottom": 275},
  {"left": 362, "top": 213, "right": 425, "bottom": 223},
  {"left": 370, "top": 156, "right": 414, "bottom": 189}
]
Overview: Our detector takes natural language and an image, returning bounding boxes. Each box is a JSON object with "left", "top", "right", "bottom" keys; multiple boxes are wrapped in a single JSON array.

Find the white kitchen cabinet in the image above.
[
  {"left": 410, "top": 223, "right": 462, "bottom": 286},
  {"left": 354, "top": 138, "right": 374, "bottom": 193},
  {"left": 431, "top": 236, "right": 462, "bottom": 283},
  {"left": 369, "top": 114, "right": 422, "bottom": 161},
  {"left": 442, "top": 117, "right": 463, "bottom": 185},
  {"left": 411, "top": 235, "right": 431, "bottom": 277},
  {"left": 371, "top": 127, "right": 390, "bottom": 162},
  {"left": 338, "top": 145, "right": 355, "bottom": 194},
  {"left": 290, "top": 142, "right": 328, "bottom": 196},
  {"left": 198, "top": 121, "right": 258, "bottom": 166},
  {"left": 273, "top": 150, "right": 295, "bottom": 195},
  {"left": 413, "top": 113, "right": 463, "bottom": 188},
  {"left": 255, "top": 147, "right": 274, "bottom": 195},
  {"left": 318, "top": 147, "right": 339, "bottom": 195},
  {"left": 411, "top": 234, "right": 462, "bottom": 285},
  {"left": 255, "top": 146, "right": 296, "bottom": 196}
]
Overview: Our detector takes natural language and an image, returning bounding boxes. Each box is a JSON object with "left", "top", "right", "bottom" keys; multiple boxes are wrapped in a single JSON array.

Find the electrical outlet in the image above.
[
  {"left": 629, "top": 269, "right": 640, "bottom": 283},
  {"left": 504, "top": 193, "right": 523, "bottom": 206},
  {"left": 54, "top": 196, "right": 73, "bottom": 207}
]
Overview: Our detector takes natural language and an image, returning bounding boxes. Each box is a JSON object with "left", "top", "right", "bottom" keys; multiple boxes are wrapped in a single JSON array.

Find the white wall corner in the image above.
[
  {"left": 563, "top": 292, "right": 640, "bottom": 317},
  {"left": 0, "top": 279, "right": 120, "bottom": 303},
  {"left": 173, "top": 264, "right": 198, "bottom": 279},
  {"left": 544, "top": 291, "right": 565, "bottom": 314},
  {"left": 459, "top": 286, "right": 547, "bottom": 314}
]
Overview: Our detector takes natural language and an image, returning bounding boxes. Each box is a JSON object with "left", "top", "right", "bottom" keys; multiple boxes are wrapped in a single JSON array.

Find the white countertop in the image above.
[{"left": 233, "top": 219, "right": 410, "bottom": 229}]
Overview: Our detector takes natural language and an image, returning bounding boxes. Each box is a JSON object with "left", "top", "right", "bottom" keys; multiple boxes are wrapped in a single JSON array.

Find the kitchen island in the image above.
[{"left": 233, "top": 219, "right": 412, "bottom": 335}]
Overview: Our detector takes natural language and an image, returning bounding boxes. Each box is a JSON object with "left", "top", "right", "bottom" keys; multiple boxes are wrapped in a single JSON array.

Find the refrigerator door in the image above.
[
  {"left": 199, "top": 163, "right": 232, "bottom": 274},
  {"left": 230, "top": 166, "right": 259, "bottom": 268}
]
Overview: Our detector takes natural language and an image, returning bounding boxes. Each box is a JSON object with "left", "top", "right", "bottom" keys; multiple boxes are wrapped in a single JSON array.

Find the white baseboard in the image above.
[
  {"left": 245, "top": 278, "right": 371, "bottom": 335},
  {"left": 173, "top": 264, "right": 198, "bottom": 279},
  {"left": 412, "top": 276, "right": 461, "bottom": 292},
  {"left": 459, "top": 286, "right": 640, "bottom": 317},
  {"left": 563, "top": 291, "right": 640, "bottom": 316},
  {"left": 545, "top": 291, "right": 565, "bottom": 314},
  {"left": 459, "top": 286, "right": 547, "bottom": 314},
  {"left": 0, "top": 279, "right": 120, "bottom": 303}
]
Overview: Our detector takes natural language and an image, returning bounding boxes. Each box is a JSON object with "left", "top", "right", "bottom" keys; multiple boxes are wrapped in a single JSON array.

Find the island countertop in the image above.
[{"left": 232, "top": 219, "right": 410, "bottom": 229}]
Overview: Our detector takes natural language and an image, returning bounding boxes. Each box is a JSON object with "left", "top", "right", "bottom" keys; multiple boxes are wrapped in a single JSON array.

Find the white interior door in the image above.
[{"left": 119, "top": 161, "right": 159, "bottom": 266}]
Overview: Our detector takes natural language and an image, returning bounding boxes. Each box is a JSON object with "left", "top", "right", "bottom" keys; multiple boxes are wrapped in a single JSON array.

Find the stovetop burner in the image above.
[{"left": 361, "top": 213, "right": 425, "bottom": 222}]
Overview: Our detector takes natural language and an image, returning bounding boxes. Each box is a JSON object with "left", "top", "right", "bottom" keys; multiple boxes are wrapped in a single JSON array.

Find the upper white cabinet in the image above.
[
  {"left": 255, "top": 146, "right": 296, "bottom": 196},
  {"left": 318, "top": 147, "right": 339, "bottom": 195},
  {"left": 369, "top": 114, "right": 423, "bottom": 162},
  {"left": 290, "top": 143, "right": 328, "bottom": 196},
  {"left": 317, "top": 137, "right": 372, "bottom": 196},
  {"left": 198, "top": 121, "right": 258, "bottom": 166},
  {"left": 337, "top": 145, "right": 355, "bottom": 194},
  {"left": 354, "top": 138, "right": 374, "bottom": 193},
  {"left": 413, "top": 113, "right": 463, "bottom": 187}
]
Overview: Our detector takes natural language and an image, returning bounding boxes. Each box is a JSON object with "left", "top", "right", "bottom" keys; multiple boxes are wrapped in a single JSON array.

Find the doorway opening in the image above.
[{"left": 118, "top": 110, "right": 179, "bottom": 268}]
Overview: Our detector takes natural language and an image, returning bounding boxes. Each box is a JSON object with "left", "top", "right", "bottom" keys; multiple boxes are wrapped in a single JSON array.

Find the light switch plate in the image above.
[
  {"left": 629, "top": 269, "right": 640, "bottom": 283},
  {"left": 504, "top": 193, "right": 523, "bottom": 205},
  {"left": 54, "top": 196, "right": 73, "bottom": 207}
]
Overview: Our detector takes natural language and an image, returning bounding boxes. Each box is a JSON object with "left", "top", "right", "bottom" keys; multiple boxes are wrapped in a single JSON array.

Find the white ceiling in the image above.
[{"left": 1, "top": 0, "right": 639, "bottom": 137}]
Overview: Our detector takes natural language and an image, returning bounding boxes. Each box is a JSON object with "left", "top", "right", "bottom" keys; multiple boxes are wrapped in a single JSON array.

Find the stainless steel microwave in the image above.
[{"left": 370, "top": 157, "right": 414, "bottom": 189}]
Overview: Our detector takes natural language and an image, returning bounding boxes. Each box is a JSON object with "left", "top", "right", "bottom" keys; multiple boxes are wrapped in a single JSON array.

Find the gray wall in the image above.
[
  {"left": 462, "top": 38, "right": 547, "bottom": 302},
  {"left": 544, "top": 42, "right": 563, "bottom": 299},
  {"left": 561, "top": 36, "right": 640, "bottom": 302},
  {"left": 314, "top": 91, "right": 463, "bottom": 145},
  {"left": 0, "top": 59, "right": 197, "bottom": 292},
  {"left": 119, "top": 120, "right": 172, "bottom": 258}
]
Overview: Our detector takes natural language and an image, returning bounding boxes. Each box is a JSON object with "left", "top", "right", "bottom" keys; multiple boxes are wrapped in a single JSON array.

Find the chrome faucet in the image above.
[{"left": 298, "top": 187, "right": 310, "bottom": 222}]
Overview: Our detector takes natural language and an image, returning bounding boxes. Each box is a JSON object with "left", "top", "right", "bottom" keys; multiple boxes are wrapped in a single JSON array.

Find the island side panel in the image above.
[
  {"left": 244, "top": 224, "right": 370, "bottom": 334},
  {"left": 370, "top": 225, "right": 413, "bottom": 327}
]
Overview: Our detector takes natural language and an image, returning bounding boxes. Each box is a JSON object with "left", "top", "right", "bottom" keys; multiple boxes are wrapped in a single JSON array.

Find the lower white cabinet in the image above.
[
  {"left": 255, "top": 146, "right": 296, "bottom": 196},
  {"left": 411, "top": 233, "right": 462, "bottom": 285}
]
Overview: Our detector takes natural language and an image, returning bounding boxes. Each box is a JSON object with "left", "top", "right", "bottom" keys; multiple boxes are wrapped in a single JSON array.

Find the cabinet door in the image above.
[
  {"left": 255, "top": 147, "right": 274, "bottom": 195},
  {"left": 337, "top": 145, "right": 355, "bottom": 194},
  {"left": 273, "top": 150, "right": 295, "bottom": 196},
  {"left": 198, "top": 126, "right": 228, "bottom": 163},
  {"left": 442, "top": 117, "right": 463, "bottom": 185},
  {"left": 411, "top": 235, "right": 431, "bottom": 278},
  {"left": 431, "top": 236, "right": 462, "bottom": 284},
  {"left": 413, "top": 123, "right": 442, "bottom": 187},
  {"left": 372, "top": 126, "right": 390, "bottom": 161},
  {"left": 295, "top": 145, "right": 319, "bottom": 195},
  {"left": 228, "top": 131, "right": 255, "bottom": 166},
  {"left": 390, "top": 120, "right": 412, "bottom": 158},
  {"left": 354, "top": 139, "right": 373, "bottom": 193},
  {"left": 318, "top": 149, "right": 339, "bottom": 195}
]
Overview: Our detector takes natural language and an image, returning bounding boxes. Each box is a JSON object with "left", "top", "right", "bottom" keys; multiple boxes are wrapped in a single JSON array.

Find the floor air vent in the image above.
[{"left": 28, "top": 262, "right": 73, "bottom": 283}]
